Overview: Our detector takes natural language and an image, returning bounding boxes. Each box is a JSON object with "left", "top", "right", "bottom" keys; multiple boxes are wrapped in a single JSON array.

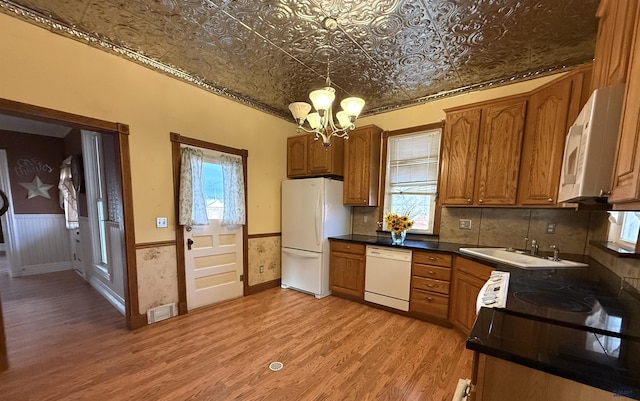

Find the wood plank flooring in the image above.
[{"left": 0, "top": 265, "right": 473, "bottom": 400}]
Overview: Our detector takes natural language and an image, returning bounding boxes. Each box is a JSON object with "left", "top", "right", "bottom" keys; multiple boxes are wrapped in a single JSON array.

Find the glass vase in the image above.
[{"left": 391, "top": 230, "right": 406, "bottom": 245}]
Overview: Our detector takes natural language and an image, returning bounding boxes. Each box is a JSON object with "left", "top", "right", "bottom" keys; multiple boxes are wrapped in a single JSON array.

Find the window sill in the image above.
[{"left": 590, "top": 241, "right": 640, "bottom": 259}]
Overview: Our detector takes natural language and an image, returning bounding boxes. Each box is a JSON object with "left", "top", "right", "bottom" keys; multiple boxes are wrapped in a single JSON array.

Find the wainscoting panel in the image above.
[{"left": 14, "top": 214, "right": 72, "bottom": 275}]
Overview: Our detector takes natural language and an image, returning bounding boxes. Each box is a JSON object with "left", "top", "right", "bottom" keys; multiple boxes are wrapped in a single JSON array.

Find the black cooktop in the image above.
[{"left": 503, "top": 270, "right": 640, "bottom": 340}]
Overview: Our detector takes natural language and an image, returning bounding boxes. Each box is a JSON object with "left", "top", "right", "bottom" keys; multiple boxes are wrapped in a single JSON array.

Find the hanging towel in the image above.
[{"left": 59, "top": 156, "right": 79, "bottom": 230}]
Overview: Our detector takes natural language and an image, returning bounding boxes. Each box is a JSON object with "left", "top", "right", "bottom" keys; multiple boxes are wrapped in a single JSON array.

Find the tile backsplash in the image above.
[
  {"left": 440, "top": 207, "right": 608, "bottom": 254},
  {"left": 352, "top": 206, "right": 609, "bottom": 255}
]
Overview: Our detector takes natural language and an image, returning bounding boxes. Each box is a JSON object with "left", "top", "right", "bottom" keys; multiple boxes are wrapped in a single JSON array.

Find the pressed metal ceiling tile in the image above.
[{"left": 1, "top": 0, "right": 599, "bottom": 119}]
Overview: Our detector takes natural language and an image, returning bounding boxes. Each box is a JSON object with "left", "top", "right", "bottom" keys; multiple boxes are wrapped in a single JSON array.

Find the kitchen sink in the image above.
[{"left": 458, "top": 247, "right": 588, "bottom": 270}]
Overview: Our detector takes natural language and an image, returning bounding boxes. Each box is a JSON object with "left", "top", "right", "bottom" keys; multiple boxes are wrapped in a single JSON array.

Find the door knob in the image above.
[{"left": 187, "top": 238, "right": 194, "bottom": 250}]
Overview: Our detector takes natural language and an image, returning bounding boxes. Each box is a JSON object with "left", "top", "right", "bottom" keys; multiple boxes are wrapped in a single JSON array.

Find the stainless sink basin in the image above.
[{"left": 458, "top": 247, "right": 588, "bottom": 270}]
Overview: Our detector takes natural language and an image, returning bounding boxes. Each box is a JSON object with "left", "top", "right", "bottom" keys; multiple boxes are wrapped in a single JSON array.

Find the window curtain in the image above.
[
  {"left": 178, "top": 147, "right": 208, "bottom": 226},
  {"left": 219, "top": 154, "right": 246, "bottom": 226}
]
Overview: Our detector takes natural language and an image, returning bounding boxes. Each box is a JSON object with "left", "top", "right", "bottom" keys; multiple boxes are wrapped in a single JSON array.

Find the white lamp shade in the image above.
[
  {"left": 336, "top": 111, "right": 352, "bottom": 129},
  {"left": 307, "top": 112, "right": 321, "bottom": 129},
  {"left": 340, "top": 97, "right": 365, "bottom": 118},
  {"left": 289, "top": 102, "right": 312, "bottom": 121},
  {"left": 309, "top": 87, "right": 335, "bottom": 112}
]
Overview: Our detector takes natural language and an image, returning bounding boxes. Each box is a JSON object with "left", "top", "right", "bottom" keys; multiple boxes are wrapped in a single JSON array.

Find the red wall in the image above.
[{"left": 0, "top": 130, "right": 65, "bottom": 214}]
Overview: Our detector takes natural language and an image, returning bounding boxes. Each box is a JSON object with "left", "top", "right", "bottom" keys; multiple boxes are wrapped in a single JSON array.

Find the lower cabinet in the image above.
[
  {"left": 450, "top": 256, "right": 494, "bottom": 334},
  {"left": 409, "top": 251, "right": 452, "bottom": 321},
  {"left": 329, "top": 241, "right": 365, "bottom": 299},
  {"left": 474, "top": 354, "right": 614, "bottom": 401}
]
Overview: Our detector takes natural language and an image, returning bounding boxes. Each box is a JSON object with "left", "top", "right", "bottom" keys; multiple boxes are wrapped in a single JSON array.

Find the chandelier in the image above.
[{"left": 288, "top": 20, "right": 365, "bottom": 147}]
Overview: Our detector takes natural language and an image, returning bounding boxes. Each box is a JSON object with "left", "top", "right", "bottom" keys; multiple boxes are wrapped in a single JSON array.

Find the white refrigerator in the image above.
[{"left": 281, "top": 178, "right": 352, "bottom": 298}]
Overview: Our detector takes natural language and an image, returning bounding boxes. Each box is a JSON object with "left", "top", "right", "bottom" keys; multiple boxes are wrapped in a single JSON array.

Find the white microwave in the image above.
[{"left": 557, "top": 84, "right": 625, "bottom": 203}]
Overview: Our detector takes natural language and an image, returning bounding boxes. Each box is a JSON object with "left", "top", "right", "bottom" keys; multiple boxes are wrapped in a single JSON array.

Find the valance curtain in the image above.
[
  {"left": 219, "top": 154, "right": 246, "bottom": 226},
  {"left": 178, "top": 147, "right": 208, "bottom": 226}
]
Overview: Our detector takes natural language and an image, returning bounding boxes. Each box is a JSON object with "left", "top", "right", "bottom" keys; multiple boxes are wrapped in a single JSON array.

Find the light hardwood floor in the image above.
[{"left": 0, "top": 264, "right": 473, "bottom": 400}]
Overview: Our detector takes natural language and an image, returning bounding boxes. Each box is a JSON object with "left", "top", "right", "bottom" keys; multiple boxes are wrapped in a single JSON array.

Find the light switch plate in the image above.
[
  {"left": 156, "top": 217, "right": 168, "bottom": 228},
  {"left": 459, "top": 219, "right": 472, "bottom": 230}
]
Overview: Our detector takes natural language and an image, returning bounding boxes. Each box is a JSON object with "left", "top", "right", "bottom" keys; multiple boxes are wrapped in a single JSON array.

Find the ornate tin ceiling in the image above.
[{"left": 1, "top": 0, "right": 599, "bottom": 120}]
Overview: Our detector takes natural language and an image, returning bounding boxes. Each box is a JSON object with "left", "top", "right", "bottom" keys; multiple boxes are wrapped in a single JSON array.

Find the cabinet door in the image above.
[
  {"left": 287, "top": 135, "right": 308, "bottom": 177},
  {"left": 518, "top": 75, "right": 580, "bottom": 205},
  {"left": 343, "top": 125, "right": 381, "bottom": 206},
  {"left": 440, "top": 108, "right": 481, "bottom": 205},
  {"left": 449, "top": 270, "right": 485, "bottom": 333},
  {"left": 474, "top": 99, "right": 526, "bottom": 205},
  {"left": 591, "top": 0, "right": 638, "bottom": 91},
  {"left": 610, "top": 5, "right": 640, "bottom": 204},
  {"left": 329, "top": 251, "right": 365, "bottom": 298},
  {"left": 308, "top": 135, "right": 344, "bottom": 176}
]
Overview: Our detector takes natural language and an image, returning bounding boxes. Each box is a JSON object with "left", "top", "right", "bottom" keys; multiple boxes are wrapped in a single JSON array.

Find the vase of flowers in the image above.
[{"left": 384, "top": 212, "right": 414, "bottom": 245}]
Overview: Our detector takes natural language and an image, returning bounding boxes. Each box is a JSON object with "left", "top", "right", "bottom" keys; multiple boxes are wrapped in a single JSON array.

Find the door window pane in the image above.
[{"left": 203, "top": 162, "right": 223, "bottom": 220}]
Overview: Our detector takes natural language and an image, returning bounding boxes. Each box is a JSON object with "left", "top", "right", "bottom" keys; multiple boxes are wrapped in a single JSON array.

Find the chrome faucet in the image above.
[
  {"left": 530, "top": 239, "right": 539, "bottom": 256},
  {"left": 550, "top": 245, "right": 560, "bottom": 261}
]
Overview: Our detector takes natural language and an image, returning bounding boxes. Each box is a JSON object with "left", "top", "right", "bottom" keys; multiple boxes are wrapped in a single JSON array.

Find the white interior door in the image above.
[{"left": 183, "top": 150, "right": 244, "bottom": 311}]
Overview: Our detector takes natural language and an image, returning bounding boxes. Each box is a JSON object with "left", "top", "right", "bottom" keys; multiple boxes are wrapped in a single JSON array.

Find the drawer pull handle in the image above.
[
  {"left": 427, "top": 284, "right": 434, "bottom": 287},
  {"left": 427, "top": 257, "right": 437, "bottom": 261},
  {"left": 428, "top": 270, "right": 435, "bottom": 274},
  {"left": 427, "top": 297, "right": 433, "bottom": 302}
]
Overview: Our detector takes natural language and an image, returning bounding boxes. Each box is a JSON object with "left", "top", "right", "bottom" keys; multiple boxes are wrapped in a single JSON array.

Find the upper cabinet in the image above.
[
  {"left": 287, "top": 133, "right": 344, "bottom": 178},
  {"left": 610, "top": 5, "right": 640, "bottom": 206},
  {"left": 343, "top": 125, "right": 382, "bottom": 206},
  {"left": 475, "top": 99, "right": 527, "bottom": 205},
  {"left": 441, "top": 97, "right": 526, "bottom": 206},
  {"left": 518, "top": 70, "right": 587, "bottom": 205},
  {"left": 440, "top": 109, "right": 481, "bottom": 205},
  {"left": 441, "top": 67, "right": 590, "bottom": 208},
  {"left": 591, "top": 0, "right": 639, "bottom": 91}
]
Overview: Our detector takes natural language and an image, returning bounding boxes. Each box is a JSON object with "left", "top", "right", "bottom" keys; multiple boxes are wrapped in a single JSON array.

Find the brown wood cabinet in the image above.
[
  {"left": 441, "top": 98, "right": 526, "bottom": 206},
  {"left": 591, "top": 0, "right": 638, "bottom": 91},
  {"left": 518, "top": 70, "right": 586, "bottom": 205},
  {"left": 474, "top": 354, "right": 614, "bottom": 401},
  {"left": 286, "top": 134, "right": 344, "bottom": 178},
  {"left": 329, "top": 241, "right": 365, "bottom": 299},
  {"left": 449, "top": 256, "right": 494, "bottom": 334},
  {"left": 439, "top": 108, "right": 481, "bottom": 205},
  {"left": 343, "top": 125, "right": 382, "bottom": 206},
  {"left": 410, "top": 251, "right": 453, "bottom": 321},
  {"left": 610, "top": 5, "right": 640, "bottom": 207}
]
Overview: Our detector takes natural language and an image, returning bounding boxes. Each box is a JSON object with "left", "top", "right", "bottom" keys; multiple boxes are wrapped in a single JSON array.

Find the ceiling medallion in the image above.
[{"left": 288, "top": 18, "right": 365, "bottom": 147}]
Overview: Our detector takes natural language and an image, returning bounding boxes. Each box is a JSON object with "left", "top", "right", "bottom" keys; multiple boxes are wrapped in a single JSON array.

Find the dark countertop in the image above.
[
  {"left": 329, "top": 234, "right": 470, "bottom": 253},
  {"left": 330, "top": 234, "right": 640, "bottom": 398},
  {"left": 329, "top": 234, "right": 585, "bottom": 266},
  {"left": 468, "top": 260, "right": 640, "bottom": 399}
]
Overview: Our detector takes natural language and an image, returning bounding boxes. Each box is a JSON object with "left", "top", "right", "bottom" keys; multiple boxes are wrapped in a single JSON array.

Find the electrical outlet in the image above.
[
  {"left": 363, "top": 215, "right": 368, "bottom": 223},
  {"left": 259, "top": 265, "right": 264, "bottom": 273},
  {"left": 546, "top": 223, "right": 557, "bottom": 234},
  {"left": 459, "top": 219, "right": 472, "bottom": 230},
  {"left": 156, "top": 217, "right": 168, "bottom": 228}
]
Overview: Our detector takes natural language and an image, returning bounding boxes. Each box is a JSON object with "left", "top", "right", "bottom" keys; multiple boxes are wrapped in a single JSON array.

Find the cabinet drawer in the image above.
[
  {"left": 330, "top": 241, "right": 365, "bottom": 255},
  {"left": 413, "top": 277, "right": 450, "bottom": 295},
  {"left": 410, "top": 290, "right": 449, "bottom": 319},
  {"left": 412, "top": 264, "right": 451, "bottom": 281},
  {"left": 413, "top": 251, "right": 452, "bottom": 267}
]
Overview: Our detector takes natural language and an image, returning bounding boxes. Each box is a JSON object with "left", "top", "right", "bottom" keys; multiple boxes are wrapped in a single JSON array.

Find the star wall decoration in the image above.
[{"left": 19, "top": 175, "right": 54, "bottom": 199}]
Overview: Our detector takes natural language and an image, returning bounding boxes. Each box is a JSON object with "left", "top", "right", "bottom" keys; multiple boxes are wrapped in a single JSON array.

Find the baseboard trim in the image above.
[
  {"left": 247, "top": 278, "right": 281, "bottom": 295},
  {"left": 127, "top": 313, "right": 148, "bottom": 330},
  {"left": 19, "top": 262, "right": 72, "bottom": 276},
  {"left": 89, "top": 276, "right": 126, "bottom": 316}
]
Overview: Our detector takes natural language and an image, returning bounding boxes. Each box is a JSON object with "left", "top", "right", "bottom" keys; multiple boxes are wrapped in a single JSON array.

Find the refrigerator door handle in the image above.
[
  {"left": 282, "top": 247, "right": 320, "bottom": 258},
  {"left": 315, "top": 191, "right": 322, "bottom": 246}
]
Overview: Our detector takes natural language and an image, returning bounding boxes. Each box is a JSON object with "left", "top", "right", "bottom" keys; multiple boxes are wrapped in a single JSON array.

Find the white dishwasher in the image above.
[{"left": 364, "top": 246, "right": 412, "bottom": 311}]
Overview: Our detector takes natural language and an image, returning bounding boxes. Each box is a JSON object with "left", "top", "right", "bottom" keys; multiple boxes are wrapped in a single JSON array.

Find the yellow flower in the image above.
[{"left": 384, "top": 212, "right": 414, "bottom": 233}]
